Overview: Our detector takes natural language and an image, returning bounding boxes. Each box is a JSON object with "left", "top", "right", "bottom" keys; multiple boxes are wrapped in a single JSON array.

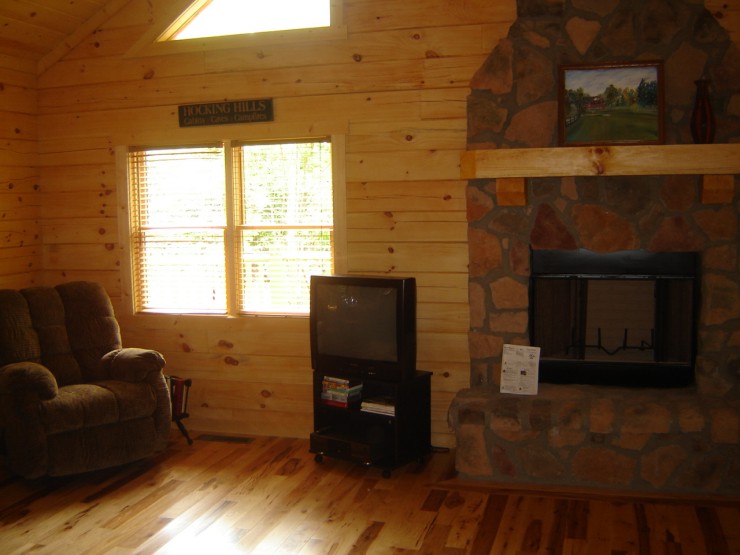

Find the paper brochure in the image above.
[{"left": 500, "top": 344, "right": 540, "bottom": 395}]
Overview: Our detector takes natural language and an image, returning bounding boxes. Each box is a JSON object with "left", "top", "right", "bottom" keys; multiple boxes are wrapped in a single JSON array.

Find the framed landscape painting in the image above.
[{"left": 558, "top": 61, "right": 664, "bottom": 146}]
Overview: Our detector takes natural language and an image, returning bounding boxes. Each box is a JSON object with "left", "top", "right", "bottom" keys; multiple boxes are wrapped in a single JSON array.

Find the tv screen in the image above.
[{"left": 310, "top": 275, "right": 416, "bottom": 381}]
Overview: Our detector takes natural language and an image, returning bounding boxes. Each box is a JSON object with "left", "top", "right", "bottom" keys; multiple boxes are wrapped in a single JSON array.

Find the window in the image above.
[
  {"left": 127, "top": 139, "right": 336, "bottom": 315},
  {"left": 165, "top": 0, "right": 331, "bottom": 41},
  {"left": 129, "top": 0, "right": 345, "bottom": 59}
]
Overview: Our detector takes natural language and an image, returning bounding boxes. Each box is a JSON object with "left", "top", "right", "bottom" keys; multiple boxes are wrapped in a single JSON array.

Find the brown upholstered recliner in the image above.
[{"left": 0, "top": 281, "right": 171, "bottom": 478}]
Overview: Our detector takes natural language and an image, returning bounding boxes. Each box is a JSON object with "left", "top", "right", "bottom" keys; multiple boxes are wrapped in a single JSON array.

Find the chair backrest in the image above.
[
  {"left": 0, "top": 282, "right": 123, "bottom": 386},
  {"left": 0, "top": 289, "right": 42, "bottom": 368},
  {"left": 22, "top": 286, "right": 83, "bottom": 386},
  {"left": 55, "top": 282, "right": 122, "bottom": 382}
]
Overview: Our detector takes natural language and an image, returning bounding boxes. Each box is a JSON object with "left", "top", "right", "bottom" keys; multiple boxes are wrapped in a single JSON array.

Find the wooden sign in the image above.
[{"left": 178, "top": 99, "right": 274, "bottom": 127}]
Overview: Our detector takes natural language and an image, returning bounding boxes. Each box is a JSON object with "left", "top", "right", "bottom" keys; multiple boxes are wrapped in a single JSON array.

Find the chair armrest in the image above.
[
  {"left": 0, "top": 362, "right": 58, "bottom": 402},
  {"left": 99, "top": 348, "right": 166, "bottom": 382}
]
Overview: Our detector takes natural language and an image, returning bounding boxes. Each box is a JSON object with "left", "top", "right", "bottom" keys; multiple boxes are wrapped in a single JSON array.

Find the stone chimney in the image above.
[{"left": 449, "top": 0, "right": 740, "bottom": 496}]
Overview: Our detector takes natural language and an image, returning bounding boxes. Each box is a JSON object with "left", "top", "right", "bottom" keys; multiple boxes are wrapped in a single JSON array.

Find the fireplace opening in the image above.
[{"left": 530, "top": 249, "right": 699, "bottom": 388}]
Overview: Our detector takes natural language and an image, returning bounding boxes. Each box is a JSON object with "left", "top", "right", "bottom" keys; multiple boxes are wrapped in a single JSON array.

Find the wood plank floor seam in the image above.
[{"left": 0, "top": 434, "right": 737, "bottom": 554}]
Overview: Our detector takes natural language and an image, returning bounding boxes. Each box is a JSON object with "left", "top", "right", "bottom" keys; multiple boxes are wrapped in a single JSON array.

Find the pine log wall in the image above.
[
  {"left": 0, "top": 53, "right": 41, "bottom": 288},
  {"left": 0, "top": 0, "right": 737, "bottom": 447}
]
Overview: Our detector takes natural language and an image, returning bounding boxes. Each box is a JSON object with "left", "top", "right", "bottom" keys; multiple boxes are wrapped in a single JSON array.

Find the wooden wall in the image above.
[
  {"left": 0, "top": 53, "right": 41, "bottom": 289},
  {"left": 707, "top": 0, "right": 740, "bottom": 43},
  {"left": 1, "top": 0, "right": 736, "bottom": 447},
  {"left": 24, "top": 0, "right": 516, "bottom": 447}
]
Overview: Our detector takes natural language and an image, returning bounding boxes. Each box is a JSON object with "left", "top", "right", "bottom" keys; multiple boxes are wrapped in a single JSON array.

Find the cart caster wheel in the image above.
[{"left": 314, "top": 454, "right": 324, "bottom": 464}]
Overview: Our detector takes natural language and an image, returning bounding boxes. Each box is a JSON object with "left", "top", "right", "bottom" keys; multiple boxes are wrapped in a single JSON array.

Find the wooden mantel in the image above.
[
  {"left": 460, "top": 144, "right": 740, "bottom": 205},
  {"left": 460, "top": 144, "right": 740, "bottom": 178}
]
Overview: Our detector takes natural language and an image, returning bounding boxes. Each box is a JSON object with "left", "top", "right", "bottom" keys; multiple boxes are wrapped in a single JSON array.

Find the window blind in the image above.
[
  {"left": 129, "top": 146, "right": 228, "bottom": 313},
  {"left": 127, "top": 139, "right": 334, "bottom": 315},
  {"left": 233, "top": 140, "right": 334, "bottom": 313}
]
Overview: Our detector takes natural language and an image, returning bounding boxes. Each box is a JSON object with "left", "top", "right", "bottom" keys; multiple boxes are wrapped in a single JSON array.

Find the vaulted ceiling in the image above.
[
  {"left": 0, "top": 1, "right": 116, "bottom": 61},
  {"left": 1, "top": 1, "right": 736, "bottom": 73}
]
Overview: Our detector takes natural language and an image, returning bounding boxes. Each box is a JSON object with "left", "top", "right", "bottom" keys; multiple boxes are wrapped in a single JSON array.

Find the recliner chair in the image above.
[{"left": 0, "top": 281, "right": 171, "bottom": 478}]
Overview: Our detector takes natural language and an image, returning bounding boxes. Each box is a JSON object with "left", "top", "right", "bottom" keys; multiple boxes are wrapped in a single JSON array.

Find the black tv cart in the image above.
[{"left": 310, "top": 370, "right": 432, "bottom": 477}]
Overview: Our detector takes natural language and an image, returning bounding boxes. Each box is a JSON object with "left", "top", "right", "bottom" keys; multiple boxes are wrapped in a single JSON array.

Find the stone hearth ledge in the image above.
[{"left": 448, "top": 383, "right": 740, "bottom": 496}]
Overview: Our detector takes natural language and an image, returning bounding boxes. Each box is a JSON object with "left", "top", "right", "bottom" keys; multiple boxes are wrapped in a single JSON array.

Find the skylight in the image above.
[{"left": 172, "top": 0, "right": 331, "bottom": 40}]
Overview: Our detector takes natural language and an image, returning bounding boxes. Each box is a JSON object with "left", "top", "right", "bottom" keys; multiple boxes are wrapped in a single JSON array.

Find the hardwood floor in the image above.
[{"left": 0, "top": 433, "right": 738, "bottom": 554}]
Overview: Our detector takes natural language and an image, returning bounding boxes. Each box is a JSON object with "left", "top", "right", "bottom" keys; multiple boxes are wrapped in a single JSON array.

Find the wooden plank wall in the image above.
[
  {"left": 2, "top": 0, "right": 736, "bottom": 447},
  {"left": 29, "top": 0, "right": 517, "bottom": 447},
  {"left": 706, "top": 0, "right": 740, "bottom": 43},
  {"left": 0, "top": 54, "right": 41, "bottom": 289}
]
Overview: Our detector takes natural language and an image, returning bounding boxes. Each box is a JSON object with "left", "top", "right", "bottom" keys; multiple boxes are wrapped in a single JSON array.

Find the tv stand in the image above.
[{"left": 310, "top": 370, "right": 431, "bottom": 477}]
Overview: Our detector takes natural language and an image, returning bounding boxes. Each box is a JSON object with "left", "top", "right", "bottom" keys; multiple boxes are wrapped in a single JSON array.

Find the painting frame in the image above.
[{"left": 558, "top": 61, "right": 665, "bottom": 147}]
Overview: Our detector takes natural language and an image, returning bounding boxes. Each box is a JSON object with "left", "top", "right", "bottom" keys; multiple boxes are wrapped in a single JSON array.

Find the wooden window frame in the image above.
[
  {"left": 116, "top": 135, "right": 346, "bottom": 317},
  {"left": 125, "top": 0, "right": 346, "bottom": 58}
]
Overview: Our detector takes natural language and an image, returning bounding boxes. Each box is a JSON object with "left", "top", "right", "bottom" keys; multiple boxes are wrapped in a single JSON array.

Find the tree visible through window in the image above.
[
  {"left": 170, "top": 0, "right": 331, "bottom": 40},
  {"left": 235, "top": 142, "right": 334, "bottom": 312},
  {"left": 128, "top": 139, "right": 334, "bottom": 314}
]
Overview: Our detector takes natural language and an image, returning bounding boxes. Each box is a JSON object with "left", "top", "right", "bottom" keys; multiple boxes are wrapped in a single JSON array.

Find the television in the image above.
[{"left": 310, "top": 274, "right": 417, "bottom": 382}]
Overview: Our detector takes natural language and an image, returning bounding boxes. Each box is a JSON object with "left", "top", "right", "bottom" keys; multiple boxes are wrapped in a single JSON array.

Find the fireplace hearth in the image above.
[{"left": 530, "top": 249, "right": 698, "bottom": 388}]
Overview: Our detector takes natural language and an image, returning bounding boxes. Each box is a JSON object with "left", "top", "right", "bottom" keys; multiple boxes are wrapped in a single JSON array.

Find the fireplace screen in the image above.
[{"left": 530, "top": 249, "right": 698, "bottom": 388}]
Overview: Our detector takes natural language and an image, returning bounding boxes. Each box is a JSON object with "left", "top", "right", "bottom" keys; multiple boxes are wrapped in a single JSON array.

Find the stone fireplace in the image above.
[{"left": 448, "top": 0, "right": 740, "bottom": 495}]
